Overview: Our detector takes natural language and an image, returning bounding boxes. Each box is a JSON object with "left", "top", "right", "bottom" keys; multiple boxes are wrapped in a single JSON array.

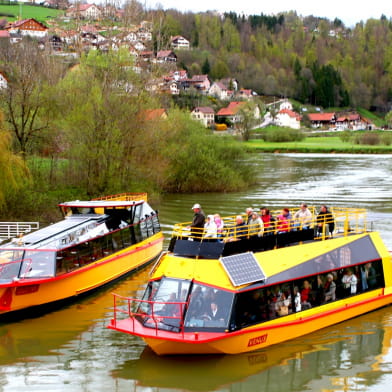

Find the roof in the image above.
[
  {"left": 144, "top": 108, "right": 167, "bottom": 120},
  {"left": 279, "top": 109, "right": 301, "bottom": 120},
  {"left": 157, "top": 50, "right": 176, "bottom": 57},
  {"left": 58, "top": 200, "right": 145, "bottom": 208},
  {"left": 217, "top": 102, "right": 246, "bottom": 116},
  {"left": 7, "top": 18, "right": 47, "bottom": 31},
  {"left": 0, "top": 30, "right": 10, "bottom": 38},
  {"left": 308, "top": 112, "right": 335, "bottom": 121},
  {"left": 155, "top": 232, "right": 385, "bottom": 291},
  {"left": 193, "top": 106, "right": 215, "bottom": 114}
]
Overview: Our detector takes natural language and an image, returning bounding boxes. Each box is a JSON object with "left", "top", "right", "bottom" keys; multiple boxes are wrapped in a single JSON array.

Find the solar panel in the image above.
[{"left": 220, "top": 252, "right": 266, "bottom": 287}]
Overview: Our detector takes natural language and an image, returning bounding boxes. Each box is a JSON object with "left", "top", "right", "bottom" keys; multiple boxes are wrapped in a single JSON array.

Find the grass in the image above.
[
  {"left": 245, "top": 136, "right": 392, "bottom": 153},
  {"left": 0, "top": 3, "right": 64, "bottom": 23}
]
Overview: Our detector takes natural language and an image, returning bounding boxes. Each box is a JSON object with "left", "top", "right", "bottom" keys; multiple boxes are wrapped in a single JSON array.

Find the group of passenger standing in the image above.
[{"left": 190, "top": 203, "right": 335, "bottom": 239}]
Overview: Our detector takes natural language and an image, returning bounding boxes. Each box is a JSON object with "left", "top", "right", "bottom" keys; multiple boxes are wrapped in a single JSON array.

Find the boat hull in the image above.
[
  {"left": 110, "top": 288, "right": 392, "bottom": 355},
  {"left": 0, "top": 232, "right": 164, "bottom": 317}
]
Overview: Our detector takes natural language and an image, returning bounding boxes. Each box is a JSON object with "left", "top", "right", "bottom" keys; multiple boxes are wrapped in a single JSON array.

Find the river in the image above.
[{"left": 1, "top": 153, "right": 392, "bottom": 392}]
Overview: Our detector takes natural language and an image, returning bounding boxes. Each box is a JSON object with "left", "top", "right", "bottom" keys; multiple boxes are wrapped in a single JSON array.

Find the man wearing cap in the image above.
[{"left": 191, "top": 203, "right": 205, "bottom": 240}]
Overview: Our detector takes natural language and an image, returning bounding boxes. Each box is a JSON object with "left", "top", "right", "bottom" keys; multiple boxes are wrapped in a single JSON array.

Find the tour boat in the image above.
[
  {"left": 108, "top": 207, "right": 392, "bottom": 355},
  {"left": 0, "top": 193, "right": 164, "bottom": 318}
]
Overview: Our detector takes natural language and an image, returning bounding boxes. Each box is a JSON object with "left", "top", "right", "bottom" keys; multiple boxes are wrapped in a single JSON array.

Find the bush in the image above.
[
  {"left": 262, "top": 128, "right": 305, "bottom": 142},
  {"left": 353, "top": 132, "right": 380, "bottom": 145},
  {"left": 339, "top": 131, "right": 352, "bottom": 143},
  {"left": 381, "top": 132, "right": 392, "bottom": 146}
]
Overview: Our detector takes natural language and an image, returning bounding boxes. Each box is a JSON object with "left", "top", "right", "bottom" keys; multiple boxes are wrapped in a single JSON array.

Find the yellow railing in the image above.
[
  {"left": 171, "top": 207, "right": 368, "bottom": 242},
  {"left": 93, "top": 192, "right": 148, "bottom": 202}
]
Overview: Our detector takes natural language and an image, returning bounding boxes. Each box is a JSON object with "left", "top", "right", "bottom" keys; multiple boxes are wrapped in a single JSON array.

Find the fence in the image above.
[{"left": 0, "top": 222, "right": 39, "bottom": 241}]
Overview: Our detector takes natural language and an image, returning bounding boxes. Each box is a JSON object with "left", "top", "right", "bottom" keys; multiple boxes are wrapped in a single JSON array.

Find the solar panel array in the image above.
[{"left": 220, "top": 252, "right": 266, "bottom": 287}]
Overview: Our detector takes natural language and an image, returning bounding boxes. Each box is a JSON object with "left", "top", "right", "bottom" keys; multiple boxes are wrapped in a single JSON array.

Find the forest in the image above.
[{"left": 151, "top": 8, "right": 392, "bottom": 111}]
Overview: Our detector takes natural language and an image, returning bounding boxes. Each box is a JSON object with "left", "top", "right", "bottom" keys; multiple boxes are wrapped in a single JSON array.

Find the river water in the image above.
[{"left": 1, "top": 153, "right": 392, "bottom": 392}]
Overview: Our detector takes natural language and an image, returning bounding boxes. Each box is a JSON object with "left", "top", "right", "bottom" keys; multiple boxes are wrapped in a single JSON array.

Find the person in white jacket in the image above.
[
  {"left": 293, "top": 203, "right": 313, "bottom": 229},
  {"left": 204, "top": 215, "right": 217, "bottom": 238}
]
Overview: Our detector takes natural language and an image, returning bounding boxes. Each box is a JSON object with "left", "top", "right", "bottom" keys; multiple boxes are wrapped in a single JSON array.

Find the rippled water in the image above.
[{"left": 1, "top": 153, "right": 392, "bottom": 392}]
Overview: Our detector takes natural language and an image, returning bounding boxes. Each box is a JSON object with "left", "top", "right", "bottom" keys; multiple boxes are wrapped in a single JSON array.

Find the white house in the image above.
[
  {"left": 6, "top": 18, "right": 48, "bottom": 39},
  {"left": 171, "top": 35, "right": 190, "bottom": 50},
  {"left": 275, "top": 109, "right": 302, "bottom": 129}
]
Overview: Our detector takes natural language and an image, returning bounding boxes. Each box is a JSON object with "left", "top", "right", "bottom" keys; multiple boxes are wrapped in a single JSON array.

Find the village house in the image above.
[
  {"left": 217, "top": 101, "right": 261, "bottom": 127},
  {"left": 144, "top": 108, "right": 168, "bottom": 120},
  {"left": 6, "top": 18, "right": 48, "bottom": 39},
  {"left": 335, "top": 112, "right": 374, "bottom": 131},
  {"left": 0, "top": 71, "right": 8, "bottom": 89},
  {"left": 156, "top": 50, "right": 177, "bottom": 63},
  {"left": 170, "top": 35, "right": 190, "bottom": 50},
  {"left": 66, "top": 4, "right": 102, "bottom": 20},
  {"left": 209, "top": 82, "right": 233, "bottom": 100},
  {"left": 188, "top": 74, "right": 211, "bottom": 94},
  {"left": 307, "top": 112, "right": 337, "bottom": 129},
  {"left": 275, "top": 109, "right": 302, "bottom": 129},
  {"left": 191, "top": 107, "right": 215, "bottom": 127}
]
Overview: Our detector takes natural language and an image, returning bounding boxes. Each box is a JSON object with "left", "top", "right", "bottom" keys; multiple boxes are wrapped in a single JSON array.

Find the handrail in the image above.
[
  {"left": 172, "top": 207, "right": 368, "bottom": 242},
  {"left": 0, "top": 222, "right": 40, "bottom": 240},
  {"left": 92, "top": 192, "right": 148, "bottom": 202},
  {"left": 111, "top": 293, "right": 187, "bottom": 336}
]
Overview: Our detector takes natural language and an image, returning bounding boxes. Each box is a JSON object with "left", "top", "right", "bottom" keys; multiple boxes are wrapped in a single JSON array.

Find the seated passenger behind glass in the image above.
[
  {"left": 300, "top": 280, "right": 312, "bottom": 309},
  {"left": 324, "top": 273, "right": 336, "bottom": 302},
  {"left": 342, "top": 268, "right": 358, "bottom": 295}
]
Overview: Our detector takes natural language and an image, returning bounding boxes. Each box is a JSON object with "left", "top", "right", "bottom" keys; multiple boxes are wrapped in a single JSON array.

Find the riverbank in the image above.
[{"left": 244, "top": 136, "right": 392, "bottom": 154}]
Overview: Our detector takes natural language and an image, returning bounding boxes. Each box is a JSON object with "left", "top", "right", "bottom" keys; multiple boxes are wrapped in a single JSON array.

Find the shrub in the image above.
[
  {"left": 339, "top": 131, "right": 352, "bottom": 143},
  {"left": 381, "top": 132, "right": 392, "bottom": 146},
  {"left": 353, "top": 132, "right": 380, "bottom": 145},
  {"left": 262, "top": 128, "right": 305, "bottom": 142}
]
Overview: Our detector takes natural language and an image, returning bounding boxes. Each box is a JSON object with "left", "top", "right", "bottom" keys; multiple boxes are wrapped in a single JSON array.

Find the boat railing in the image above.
[
  {"left": 93, "top": 192, "right": 148, "bottom": 202},
  {"left": 171, "top": 207, "right": 368, "bottom": 242},
  {"left": 111, "top": 293, "right": 187, "bottom": 336},
  {"left": 0, "top": 222, "right": 40, "bottom": 241}
]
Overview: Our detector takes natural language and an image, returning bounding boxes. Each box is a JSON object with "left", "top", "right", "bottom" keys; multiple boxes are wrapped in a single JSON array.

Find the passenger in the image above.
[
  {"left": 362, "top": 262, "right": 377, "bottom": 290},
  {"left": 342, "top": 268, "right": 358, "bottom": 295},
  {"left": 214, "top": 213, "right": 224, "bottom": 236},
  {"left": 245, "top": 208, "right": 254, "bottom": 225},
  {"left": 226, "top": 215, "right": 247, "bottom": 242},
  {"left": 316, "top": 205, "right": 335, "bottom": 237},
  {"left": 300, "top": 280, "right": 312, "bottom": 309},
  {"left": 161, "top": 292, "right": 181, "bottom": 317},
  {"left": 293, "top": 286, "right": 301, "bottom": 312},
  {"left": 260, "top": 207, "right": 275, "bottom": 236},
  {"left": 248, "top": 211, "right": 264, "bottom": 238},
  {"left": 293, "top": 203, "right": 313, "bottom": 230},
  {"left": 276, "top": 208, "right": 292, "bottom": 233},
  {"left": 205, "top": 301, "right": 225, "bottom": 321},
  {"left": 189, "top": 203, "right": 206, "bottom": 241},
  {"left": 313, "top": 275, "right": 325, "bottom": 305},
  {"left": 324, "top": 273, "right": 336, "bottom": 302},
  {"left": 275, "top": 292, "right": 290, "bottom": 316},
  {"left": 204, "top": 215, "right": 217, "bottom": 238}
]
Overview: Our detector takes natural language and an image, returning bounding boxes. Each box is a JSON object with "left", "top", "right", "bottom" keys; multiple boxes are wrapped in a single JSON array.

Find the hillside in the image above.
[{"left": 0, "top": 3, "right": 63, "bottom": 23}]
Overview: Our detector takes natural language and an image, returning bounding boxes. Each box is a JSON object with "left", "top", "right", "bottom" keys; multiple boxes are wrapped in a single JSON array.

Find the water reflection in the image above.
[{"left": 113, "top": 307, "right": 392, "bottom": 392}]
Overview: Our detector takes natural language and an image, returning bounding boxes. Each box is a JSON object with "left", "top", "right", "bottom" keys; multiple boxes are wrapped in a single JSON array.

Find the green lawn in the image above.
[
  {"left": 0, "top": 3, "right": 64, "bottom": 23},
  {"left": 245, "top": 136, "right": 392, "bottom": 153}
]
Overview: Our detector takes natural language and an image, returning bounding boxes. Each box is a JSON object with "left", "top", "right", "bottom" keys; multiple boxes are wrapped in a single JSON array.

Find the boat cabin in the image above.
[{"left": 0, "top": 197, "right": 161, "bottom": 283}]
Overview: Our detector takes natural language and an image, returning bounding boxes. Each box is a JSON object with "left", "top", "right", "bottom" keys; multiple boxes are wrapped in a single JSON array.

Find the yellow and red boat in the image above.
[
  {"left": 108, "top": 206, "right": 392, "bottom": 355},
  {"left": 0, "top": 193, "right": 164, "bottom": 318}
]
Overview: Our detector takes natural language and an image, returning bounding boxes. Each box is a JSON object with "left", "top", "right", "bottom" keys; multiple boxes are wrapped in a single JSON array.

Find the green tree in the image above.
[{"left": 0, "top": 113, "right": 28, "bottom": 209}]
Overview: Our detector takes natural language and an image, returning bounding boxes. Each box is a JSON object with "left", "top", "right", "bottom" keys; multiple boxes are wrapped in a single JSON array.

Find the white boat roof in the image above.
[{"left": 58, "top": 199, "right": 145, "bottom": 208}]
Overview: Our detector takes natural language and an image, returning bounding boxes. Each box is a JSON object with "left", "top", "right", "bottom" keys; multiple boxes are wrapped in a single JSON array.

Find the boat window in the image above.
[
  {"left": 139, "top": 278, "right": 191, "bottom": 331},
  {"left": 184, "top": 283, "right": 234, "bottom": 331},
  {"left": 20, "top": 250, "right": 56, "bottom": 278},
  {"left": 231, "top": 259, "right": 385, "bottom": 331},
  {"left": 0, "top": 249, "right": 24, "bottom": 281}
]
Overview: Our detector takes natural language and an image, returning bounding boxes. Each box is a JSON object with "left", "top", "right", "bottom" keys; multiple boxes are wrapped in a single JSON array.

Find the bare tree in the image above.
[{"left": 0, "top": 41, "right": 65, "bottom": 158}]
